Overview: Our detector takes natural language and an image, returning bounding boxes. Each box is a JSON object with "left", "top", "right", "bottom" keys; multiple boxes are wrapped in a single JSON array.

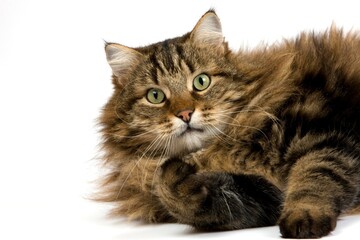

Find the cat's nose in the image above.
[{"left": 176, "top": 109, "right": 194, "bottom": 123}]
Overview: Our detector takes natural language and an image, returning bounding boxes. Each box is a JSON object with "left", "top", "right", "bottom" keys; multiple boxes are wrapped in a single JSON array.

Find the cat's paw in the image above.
[
  {"left": 157, "top": 158, "right": 206, "bottom": 200},
  {"left": 279, "top": 206, "right": 337, "bottom": 238},
  {"left": 156, "top": 158, "right": 211, "bottom": 223},
  {"left": 157, "top": 160, "right": 282, "bottom": 230},
  {"left": 159, "top": 158, "right": 196, "bottom": 187}
]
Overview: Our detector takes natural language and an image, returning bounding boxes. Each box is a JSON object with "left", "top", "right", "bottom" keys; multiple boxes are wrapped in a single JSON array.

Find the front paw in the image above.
[
  {"left": 157, "top": 158, "right": 207, "bottom": 202},
  {"left": 157, "top": 158, "right": 223, "bottom": 227},
  {"left": 279, "top": 206, "right": 337, "bottom": 238},
  {"left": 159, "top": 158, "right": 196, "bottom": 187},
  {"left": 157, "top": 159, "right": 238, "bottom": 229}
]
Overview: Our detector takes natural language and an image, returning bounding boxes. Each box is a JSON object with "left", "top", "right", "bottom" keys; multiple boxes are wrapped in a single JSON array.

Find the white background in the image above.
[{"left": 1, "top": 0, "right": 360, "bottom": 239}]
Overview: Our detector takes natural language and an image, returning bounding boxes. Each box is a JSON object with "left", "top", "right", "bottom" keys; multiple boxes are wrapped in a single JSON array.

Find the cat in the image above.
[{"left": 97, "top": 10, "right": 360, "bottom": 238}]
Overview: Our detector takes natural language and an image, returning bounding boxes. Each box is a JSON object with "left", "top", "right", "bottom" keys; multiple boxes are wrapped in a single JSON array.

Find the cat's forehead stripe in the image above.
[
  {"left": 161, "top": 40, "right": 176, "bottom": 73},
  {"left": 147, "top": 42, "right": 181, "bottom": 82},
  {"left": 149, "top": 53, "right": 161, "bottom": 84},
  {"left": 148, "top": 41, "right": 196, "bottom": 85},
  {"left": 175, "top": 45, "right": 195, "bottom": 73}
]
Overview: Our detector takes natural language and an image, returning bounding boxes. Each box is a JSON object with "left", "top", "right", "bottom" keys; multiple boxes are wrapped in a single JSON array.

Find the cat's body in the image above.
[{"left": 98, "top": 11, "right": 360, "bottom": 238}]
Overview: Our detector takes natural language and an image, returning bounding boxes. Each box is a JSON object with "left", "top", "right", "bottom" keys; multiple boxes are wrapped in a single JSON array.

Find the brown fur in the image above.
[{"left": 97, "top": 11, "right": 360, "bottom": 238}]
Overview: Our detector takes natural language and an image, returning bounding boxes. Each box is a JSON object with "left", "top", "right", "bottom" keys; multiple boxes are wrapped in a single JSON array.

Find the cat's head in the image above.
[{"left": 102, "top": 11, "right": 241, "bottom": 158}]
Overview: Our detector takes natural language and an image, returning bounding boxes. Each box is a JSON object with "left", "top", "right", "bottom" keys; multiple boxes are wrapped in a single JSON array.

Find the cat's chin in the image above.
[{"left": 168, "top": 130, "right": 209, "bottom": 157}]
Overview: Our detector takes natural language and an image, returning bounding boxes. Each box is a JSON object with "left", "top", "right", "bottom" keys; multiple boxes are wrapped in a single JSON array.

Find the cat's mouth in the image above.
[
  {"left": 179, "top": 126, "right": 204, "bottom": 137},
  {"left": 170, "top": 124, "right": 208, "bottom": 155}
]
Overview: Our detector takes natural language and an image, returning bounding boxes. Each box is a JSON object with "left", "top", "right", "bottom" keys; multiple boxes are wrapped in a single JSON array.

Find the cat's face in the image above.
[{"left": 103, "top": 11, "right": 241, "bottom": 157}]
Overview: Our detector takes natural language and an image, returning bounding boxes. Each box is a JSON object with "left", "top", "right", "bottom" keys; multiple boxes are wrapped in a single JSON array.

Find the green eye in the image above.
[
  {"left": 146, "top": 88, "right": 166, "bottom": 104},
  {"left": 193, "top": 73, "right": 211, "bottom": 91}
]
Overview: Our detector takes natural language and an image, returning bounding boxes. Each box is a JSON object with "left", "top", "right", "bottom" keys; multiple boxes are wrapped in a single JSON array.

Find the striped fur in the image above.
[{"left": 97, "top": 11, "right": 360, "bottom": 238}]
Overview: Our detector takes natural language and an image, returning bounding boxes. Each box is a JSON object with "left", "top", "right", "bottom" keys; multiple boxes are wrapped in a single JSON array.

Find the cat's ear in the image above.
[
  {"left": 105, "top": 43, "right": 142, "bottom": 85},
  {"left": 190, "top": 10, "right": 224, "bottom": 50}
]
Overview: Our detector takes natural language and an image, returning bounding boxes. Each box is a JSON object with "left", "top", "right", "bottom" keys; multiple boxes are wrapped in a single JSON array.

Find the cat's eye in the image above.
[
  {"left": 146, "top": 88, "right": 166, "bottom": 104},
  {"left": 193, "top": 73, "right": 211, "bottom": 91}
]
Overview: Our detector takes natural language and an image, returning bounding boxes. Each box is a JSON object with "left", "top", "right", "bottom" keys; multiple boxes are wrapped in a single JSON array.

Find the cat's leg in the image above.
[
  {"left": 156, "top": 158, "right": 282, "bottom": 230},
  {"left": 279, "top": 150, "right": 360, "bottom": 238}
]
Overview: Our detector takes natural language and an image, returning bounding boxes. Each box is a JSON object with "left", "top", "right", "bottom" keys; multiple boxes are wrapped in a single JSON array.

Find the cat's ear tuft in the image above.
[
  {"left": 190, "top": 10, "right": 224, "bottom": 49},
  {"left": 105, "top": 43, "right": 142, "bottom": 83}
]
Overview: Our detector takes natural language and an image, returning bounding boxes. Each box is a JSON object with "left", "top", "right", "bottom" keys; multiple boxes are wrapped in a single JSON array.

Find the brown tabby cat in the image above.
[{"left": 97, "top": 10, "right": 360, "bottom": 238}]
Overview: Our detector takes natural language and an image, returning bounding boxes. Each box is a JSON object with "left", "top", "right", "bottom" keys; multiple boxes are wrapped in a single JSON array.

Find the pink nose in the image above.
[{"left": 176, "top": 110, "right": 193, "bottom": 123}]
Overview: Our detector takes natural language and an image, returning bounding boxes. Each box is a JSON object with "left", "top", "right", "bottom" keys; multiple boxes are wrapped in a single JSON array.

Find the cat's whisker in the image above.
[
  {"left": 216, "top": 105, "right": 283, "bottom": 132},
  {"left": 111, "top": 123, "right": 163, "bottom": 141},
  {"left": 115, "top": 133, "right": 165, "bottom": 200},
  {"left": 215, "top": 114, "right": 271, "bottom": 143},
  {"left": 205, "top": 122, "right": 239, "bottom": 145},
  {"left": 141, "top": 133, "right": 168, "bottom": 188},
  {"left": 204, "top": 124, "right": 233, "bottom": 146},
  {"left": 215, "top": 103, "right": 273, "bottom": 116},
  {"left": 132, "top": 128, "right": 166, "bottom": 155},
  {"left": 114, "top": 128, "right": 160, "bottom": 139},
  {"left": 151, "top": 134, "right": 173, "bottom": 190},
  {"left": 145, "top": 132, "right": 169, "bottom": 164},
  {"left": 114, "top": 162, "right": 138, "bottom": 200}
]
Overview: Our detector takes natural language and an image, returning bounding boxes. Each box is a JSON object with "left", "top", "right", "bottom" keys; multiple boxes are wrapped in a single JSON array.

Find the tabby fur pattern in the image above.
[{"left": 97, "top": 10, "right": 360, "bottom": 238}]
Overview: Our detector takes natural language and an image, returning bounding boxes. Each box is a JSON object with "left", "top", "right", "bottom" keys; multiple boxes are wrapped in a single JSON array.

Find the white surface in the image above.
[{"left": 1, "top": 0, "right": 360, "bottom": 239}]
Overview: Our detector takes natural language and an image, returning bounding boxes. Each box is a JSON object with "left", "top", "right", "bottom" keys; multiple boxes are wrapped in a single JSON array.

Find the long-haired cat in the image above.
[{"left": 97, "top": 10, "right": 360, "bottom": 238}]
